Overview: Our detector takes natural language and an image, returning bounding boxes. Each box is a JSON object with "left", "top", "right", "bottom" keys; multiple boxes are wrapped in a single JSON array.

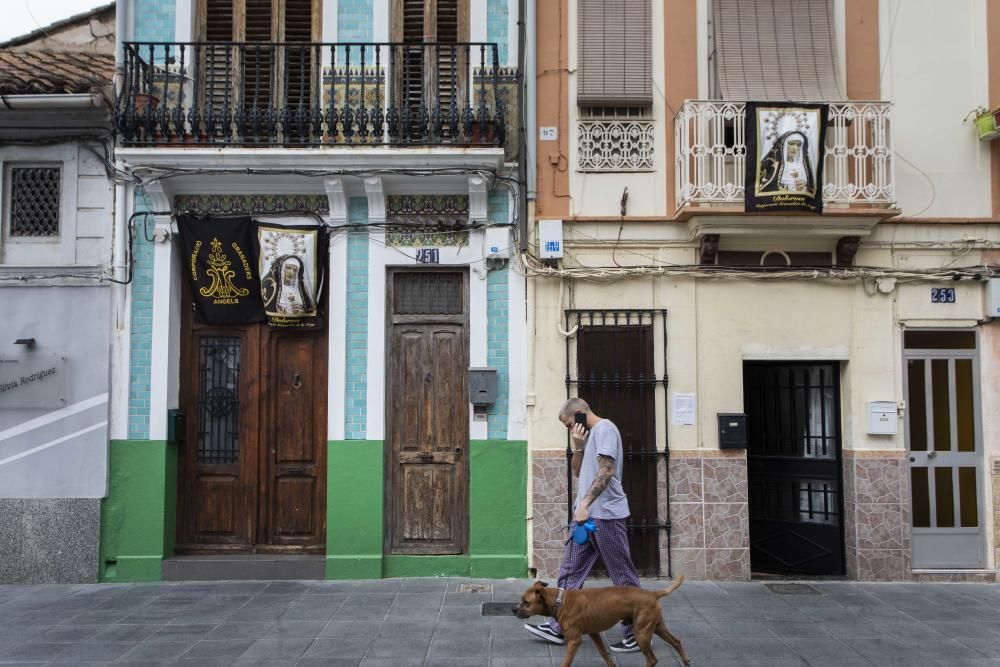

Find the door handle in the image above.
[
  {"left": 928, "top": 451, "right": 938, "bottom": 459},
  {"left": 292, "top": 372, "right": 302, "bottom": 389},
  {"left": 455, "top": 447, "right": 463, "bottom": 457},
  {"left": 910, "top": 457, "right": 915, "bottom": 462}
]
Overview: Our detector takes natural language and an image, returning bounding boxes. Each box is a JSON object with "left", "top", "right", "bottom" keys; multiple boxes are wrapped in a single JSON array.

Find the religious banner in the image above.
[
  {"left": 745, "top": 102, "right": 828, "bottom": 214},
  {"left": 176, "top": 216, "right": 264, "bottom": 324},
  {"left": 255, "top": 221, "right": 326, "bottom": 329}
]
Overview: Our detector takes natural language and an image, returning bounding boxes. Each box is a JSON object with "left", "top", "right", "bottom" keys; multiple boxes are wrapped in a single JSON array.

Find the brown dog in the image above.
[{"left": 513, "top": 575, "right": 690, "bottom": 667}]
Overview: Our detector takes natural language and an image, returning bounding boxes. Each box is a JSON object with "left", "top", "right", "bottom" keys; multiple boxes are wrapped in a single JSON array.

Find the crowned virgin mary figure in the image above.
[
  {"left": 262, "top": 254, "right": 316, "bottom": 316},
  {"left": 757, "top": 129, "right": 816, "bottom": 195}
]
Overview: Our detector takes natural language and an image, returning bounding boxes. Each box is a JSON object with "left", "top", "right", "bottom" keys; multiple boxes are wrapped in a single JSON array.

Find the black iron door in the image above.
[
  {"left": 570, "top": 310, "right": 666, "bottom": 576},
  {"left": 744, "top": 362, "right": 845, "bottom": 575}
]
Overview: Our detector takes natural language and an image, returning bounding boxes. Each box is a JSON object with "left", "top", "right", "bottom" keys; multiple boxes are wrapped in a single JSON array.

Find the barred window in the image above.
[{"left": 8, "top": 166, "right": 61, "bottom": 237}]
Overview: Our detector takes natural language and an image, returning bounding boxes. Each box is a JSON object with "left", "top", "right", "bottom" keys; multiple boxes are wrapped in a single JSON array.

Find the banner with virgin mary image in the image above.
[
  {"left": 176, "top": 215, "right": 264, "bottom": 324},
  {"left": 254, "top": 220, "right": 326, "bottom": 329},
  {"left": 745, "top": 102, "right": 828, "bottom": 214}
]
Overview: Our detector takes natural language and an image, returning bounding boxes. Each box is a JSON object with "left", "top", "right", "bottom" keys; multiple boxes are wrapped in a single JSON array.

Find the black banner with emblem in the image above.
[
  {"left": 255, "top": 221, "right": 327, "bottom": 330},
  {"left": 745, "top": 102, "right": 828, "bottom": 214},
  {"left": 177, "top": 216, "right": 264, "bottom": 324}
]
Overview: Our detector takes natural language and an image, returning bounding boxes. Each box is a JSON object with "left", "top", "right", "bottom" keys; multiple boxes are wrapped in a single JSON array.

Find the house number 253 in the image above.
[{"left": 930, "top": 287, "right": 956, "bottom": 303}]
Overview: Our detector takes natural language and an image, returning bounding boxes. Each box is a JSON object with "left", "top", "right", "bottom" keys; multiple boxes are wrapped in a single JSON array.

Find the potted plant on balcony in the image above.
[{"left": 965, "top": 105, "right": 1000, "bottom": 141}]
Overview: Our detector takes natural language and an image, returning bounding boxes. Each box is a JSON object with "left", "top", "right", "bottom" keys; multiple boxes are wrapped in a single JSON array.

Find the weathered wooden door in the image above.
[
  {"left": 386, "top": 269, "right": 469, "bottom": 554},
  {"left": 178, "top": 292, "right": 327, "bottom": 552}
]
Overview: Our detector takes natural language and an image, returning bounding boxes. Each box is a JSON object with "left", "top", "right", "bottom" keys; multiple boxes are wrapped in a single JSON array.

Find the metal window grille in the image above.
[
  {"left": 578, "top": 107, "right": 655, "bottom": 172},
  {"left": 8, "top": 167, "right": 61, "bottom": 237},
  {"left": 394, "top": 272, "right": 463, "bottom": 315},
  {"left": 197, "top": 336, "right": 241, "bottom": 465}
]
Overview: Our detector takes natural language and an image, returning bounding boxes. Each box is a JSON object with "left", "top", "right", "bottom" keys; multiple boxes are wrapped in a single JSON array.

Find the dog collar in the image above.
[{"left": 553, "top": 587, "right": 565, "bottom": 620}]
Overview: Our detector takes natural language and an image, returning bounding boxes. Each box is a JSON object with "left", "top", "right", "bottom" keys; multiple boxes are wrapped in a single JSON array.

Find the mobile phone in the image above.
[{"left": 574, "top": 411, "right": 587, "bottom": 428}]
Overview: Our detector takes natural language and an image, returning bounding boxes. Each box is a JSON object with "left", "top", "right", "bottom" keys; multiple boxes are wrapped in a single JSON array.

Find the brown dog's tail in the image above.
[{"left": 654, "top": 573, "right": 685, "bottom": 599}]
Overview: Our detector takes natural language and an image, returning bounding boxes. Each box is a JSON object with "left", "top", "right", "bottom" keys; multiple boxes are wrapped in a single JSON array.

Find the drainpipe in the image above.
[{"left": 518, "top": 0, "right": 533, "bottom": 251}]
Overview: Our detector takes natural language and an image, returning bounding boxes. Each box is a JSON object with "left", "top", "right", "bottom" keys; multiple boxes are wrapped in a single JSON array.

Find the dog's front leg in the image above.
[
  {"left": 559, "top": 636, "right": 583, "bottom": 667},
  {"left": 588, "top": 633, "right": 616, "bottom": 666}
]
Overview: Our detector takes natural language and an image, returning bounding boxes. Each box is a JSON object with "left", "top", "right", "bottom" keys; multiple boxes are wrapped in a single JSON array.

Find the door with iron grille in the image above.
[
  {"left": 744, "top": 362, "right": 845, "bottom": 575},
  {"left": 569, "top": 310, "right": 665, "bottom": 576},
  {"left": 177, "top": 291, "right": 328, "bottom": 552},
  {"left": 386, "top": 269, "right": 469, "bottom": 554}
]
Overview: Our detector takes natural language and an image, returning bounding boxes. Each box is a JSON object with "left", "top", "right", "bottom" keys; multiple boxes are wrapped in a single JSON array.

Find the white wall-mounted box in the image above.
[
  {"left": 985, "top": 278, "right": 1000, "bottom": 318},
  {"left": 867, "top": 401, "right": 898, "bottom": 435},
  {"left": 484, "top": 226, "right": 510, "bottom": 259},
  {"left": 538, "top": 219, "right": 564, "bottom": 259}
]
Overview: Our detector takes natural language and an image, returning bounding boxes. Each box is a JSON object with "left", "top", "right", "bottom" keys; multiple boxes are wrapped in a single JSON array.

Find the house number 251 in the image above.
[{"left": 930, "top": 287, "right": 956, "bottom": 303}]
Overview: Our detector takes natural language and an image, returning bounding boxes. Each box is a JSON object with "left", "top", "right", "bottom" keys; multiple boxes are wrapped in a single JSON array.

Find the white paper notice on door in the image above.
[{"left": 672, "top": 393, "right": 696, "bottom": 425}]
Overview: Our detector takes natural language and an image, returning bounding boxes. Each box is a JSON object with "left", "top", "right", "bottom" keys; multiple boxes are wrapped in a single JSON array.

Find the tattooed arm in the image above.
[{"left": 573, "top": 454, "right": 615, "bottom": 522}]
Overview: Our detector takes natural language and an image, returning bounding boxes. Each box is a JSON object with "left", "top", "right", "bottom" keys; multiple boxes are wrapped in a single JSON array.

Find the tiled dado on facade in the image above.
[
  {"left": 841, "top": 450, "right": 910, "bottom": 581},
  {"left": 530, "top": 449, "right": 750, "bottom": 581}
]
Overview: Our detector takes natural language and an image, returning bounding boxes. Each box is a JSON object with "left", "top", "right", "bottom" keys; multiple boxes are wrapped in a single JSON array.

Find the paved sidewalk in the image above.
[{"left": 1, "top": 577, "right": 1000, "bottom": 666}]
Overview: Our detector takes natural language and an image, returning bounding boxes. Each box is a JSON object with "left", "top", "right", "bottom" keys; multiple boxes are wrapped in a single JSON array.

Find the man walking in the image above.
[{"left": 523, "top": 397, "right": 641, "bottom": 653}]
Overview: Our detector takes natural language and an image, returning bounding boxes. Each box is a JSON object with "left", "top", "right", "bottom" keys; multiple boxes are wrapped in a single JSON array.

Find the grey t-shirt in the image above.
[{"left": 574, "top": 419, "right": 630, "bottom": 520}]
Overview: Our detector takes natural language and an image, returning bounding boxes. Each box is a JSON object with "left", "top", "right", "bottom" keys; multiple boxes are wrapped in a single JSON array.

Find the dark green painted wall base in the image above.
[
  {"left": 327, "top": 439, "right": 528, "bottom": 579},
  {"left": 99, "top": 440, "right": 176, "bottom": 582},
  {"left": 99, "top": 438, "right": 526, "bottom": 582}
]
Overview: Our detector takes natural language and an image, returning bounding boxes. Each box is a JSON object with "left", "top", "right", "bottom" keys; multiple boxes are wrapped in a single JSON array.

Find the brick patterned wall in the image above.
[
  {"left": 127, "top": 193, "right": 155, "bottom": 440},
  {"left": 486, "top": 191, "right": 510, "bottom": 439},
  {"left": 133, "top": 0, "right": 175, "bottom": 41},
  {"left": 487, "top": 0, "right": 510, "bottom": 65},
  {"left": 345, "top": 197, "right": 370, "bottom": 440}
]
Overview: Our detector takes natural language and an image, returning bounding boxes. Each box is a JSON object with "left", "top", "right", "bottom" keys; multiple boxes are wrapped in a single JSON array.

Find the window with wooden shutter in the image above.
[
  {"left": 577, "top": 0, "right": 651, "bottom": 108},
  {"left": 391, "top": 0, "right": 470, "bottom": 137},
  {"left": 711, "top": 0, "right": 843, "bottom": 101}
]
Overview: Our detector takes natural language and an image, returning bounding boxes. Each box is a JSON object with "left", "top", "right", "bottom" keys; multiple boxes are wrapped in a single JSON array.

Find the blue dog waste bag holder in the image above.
[{"left": 572, "top": 519, "right": 597, "bottom": 545}]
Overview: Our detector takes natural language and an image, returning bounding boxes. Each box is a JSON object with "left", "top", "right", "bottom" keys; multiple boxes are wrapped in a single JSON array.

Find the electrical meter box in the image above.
[
  {"left": 538, "top": 219, "right": 564, "bottom": 259},
  {"left": 867, "top": 401, "right": 897, "bottom": 435},
  {"left": 468, "top": 367, "right": 497, "bottom": 406},
  {"left": 485, "top": 226, "right": 510, "bottom": 259},
  {"left": 986, "top": 278, "right": 1000, "bottom": 318}
]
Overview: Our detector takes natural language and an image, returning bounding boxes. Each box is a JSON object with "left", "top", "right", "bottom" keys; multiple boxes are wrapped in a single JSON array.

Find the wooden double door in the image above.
[{"left": 177, "top": 312, "right": 328, "bottom": 553}]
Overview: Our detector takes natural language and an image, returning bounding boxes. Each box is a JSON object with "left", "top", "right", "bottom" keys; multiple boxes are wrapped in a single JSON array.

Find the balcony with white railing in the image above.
[{"left": 674, "top": 100, "right": 894, "bottom": 213}]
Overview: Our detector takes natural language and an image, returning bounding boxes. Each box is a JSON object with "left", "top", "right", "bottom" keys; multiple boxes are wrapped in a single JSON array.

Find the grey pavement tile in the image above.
[
  {"left": 320, "top": 622, "right": 377, "bottom": 637},
  {"left": 385, "top": 605, "right": 438, "bottom": 622},
  {"left": 804, "top": 658, "right": 875, "bottom": 667},
  {"left": 490, "top": 660, "right": 553, "bottom": 667},
  {"left": 357, "top": 659, "right": 423, "bottom": 667},
  {"left": 231, "top": 658, "right": 298, "bottom": 667},
  {"left": 722, "top": 636, "right": 801, "bottom": 659},
  {"left": 436, "top": 607, "right": 490, "bottom": 624},
  {"left": 743, "top": 659, "right": 809, "bottom": 666},
  {"left": 929, "top": 620, "right": 1000, "bottom": 638},
  {"left": 333, "top": 605, "right": 390, "bottom": 622},
  {"left": 149, "top": 623, "right": 219, "bottom": 641},
  {"left": 894, "top": 637, "right": 988, "bottom": 660},
  {"left": 427, "top": 635, "right": 490, "bottom": 658},
  {"left": 304, "top": 582, "right": 358, "bottom": 595},
  {"left": 227, "top": 607, "right": 289, "bottom": 623},
  {"left": 838, "top": 636, "right": 908, "bottom": 658},
  {"left": 344, "top": 593, "right": 398, "bottom": 607},
  {"left": 705, "top": 619, "right": 776, "bottom": 638},
  {"left": 260, "top": 582, "right": 313, "bottom": 595},
  {"left": 780, "top": 637, "right": 862, "bottom": 657},
  {"left": 179, "top": 638, "right": 255, "bottom": 660},
  {"left": 663, "top": 618, "right": 721, "bottom": 638},
  {"left": 117, "top": 609, "right": 182, "bottom": 624},
  {"left": 376, "top": 621, "right": 437, "bottom": 637},
  {"left": 91, "top": 623, "right": 161, "bottom": 643},
  {"left": 0, "top": 641, "right": 74, "bottom": 661},
  {"left": 489, "top": 637, "right": 552, "bottom": 657},
  {"left": 301, "top": 637, "right": 373, "bottom": 658},
  {"left": 955, "top": 636, "right": 1000, "bottom": 659},
  {"left": 262, "top": 620, "right": 326, "bottom": 638},
  {"left": 205, "top": 622, "right": 277, "bottom": 640},
  {"left": 366, "top": 636, "right": 431, "bottom": 658},
  {"left": 238, "top": 637, "right": 312, "bottom": 658},
  {"left": 59, "top": 611, "right": 131, "bottom": 625},
  {"left": 418, "top": 660, "right": 487, "bottom": 667},
  {"left": 296, "top": 659, "right": 361, "bottom": 667},
  {"left": 116, "top": 639, "right": 198, "bottom": 661},
  {"left": 442, "top": 593, "right": 492, "bottom": 607},
  {"left": 392, "top": 592, "right": 446, "bottom": 607},
  {"left": 51, "top": 640, "right": 137, "bottom": 661},
  {"left": 32, "top": 625, "right": 105, "bottom": 642},
  {"left": 764, "top": 621, "right": 835, "bottom": 638},
  {"left": 175, "top": 658, "right": 239, "bottom": 666},
  {"left": 819, "top": 620, "right": 895, "bottom": 639}
]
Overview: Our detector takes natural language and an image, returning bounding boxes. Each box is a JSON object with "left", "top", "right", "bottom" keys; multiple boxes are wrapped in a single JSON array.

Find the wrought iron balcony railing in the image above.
[
  {"left": 116, "top": 41, "right": 508, "bottom": 148},
  {"left": 675, "top": 100, "right": 894, "bottom": 209}
]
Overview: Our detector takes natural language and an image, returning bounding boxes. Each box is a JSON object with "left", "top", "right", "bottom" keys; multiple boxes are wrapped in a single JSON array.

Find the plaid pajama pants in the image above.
[{"left": 548, "top": 517, "right": 640, "bottom": 639}]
